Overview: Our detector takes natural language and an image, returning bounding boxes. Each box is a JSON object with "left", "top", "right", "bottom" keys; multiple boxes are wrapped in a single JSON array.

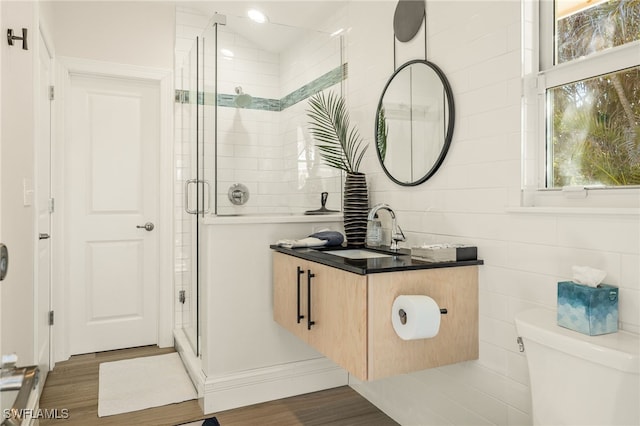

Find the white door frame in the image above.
[
  {"left": 52, "top": 56, "right": 174, "bottom": 363},
  {"left": 34, "top": 22, "right": 54, "bottom": 379}
]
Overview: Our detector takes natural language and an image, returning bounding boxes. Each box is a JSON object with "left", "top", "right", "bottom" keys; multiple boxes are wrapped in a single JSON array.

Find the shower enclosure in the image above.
[
  {"left": 176, "top": 10, "right": 344, "bottom": 357},
  {"left": 176, "top": 36, "right": 202, "bottom": 356}
]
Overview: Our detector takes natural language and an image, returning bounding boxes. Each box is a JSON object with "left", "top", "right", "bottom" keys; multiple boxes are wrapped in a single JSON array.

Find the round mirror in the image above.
[{"left": 375, "top": 59, "right": 455, "bottom": 186}]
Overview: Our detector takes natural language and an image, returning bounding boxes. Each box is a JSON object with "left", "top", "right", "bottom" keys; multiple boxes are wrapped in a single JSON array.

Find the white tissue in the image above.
[
  {"left": 572, "top": 265, "right": 606, "bottom": 287},
  {"left": 391, "top": 295, "right": 441, "bottom": 340}
]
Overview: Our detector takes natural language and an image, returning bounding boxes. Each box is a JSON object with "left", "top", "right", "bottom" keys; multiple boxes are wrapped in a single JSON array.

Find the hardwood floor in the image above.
[{"left": 39, "top": 346, "right": 398, "bottom": 426}]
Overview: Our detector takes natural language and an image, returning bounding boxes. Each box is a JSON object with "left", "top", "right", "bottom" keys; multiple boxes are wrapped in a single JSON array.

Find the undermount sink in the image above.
[{"left": 323, "top": 249, "right": 394, "bottom": 259}]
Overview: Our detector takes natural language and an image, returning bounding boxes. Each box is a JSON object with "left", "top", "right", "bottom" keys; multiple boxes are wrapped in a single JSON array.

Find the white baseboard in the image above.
[
  {"left": 201, "top": 357, "right": 348, "bottom": 414},
  {"left": 174, "top": 328, "right": 348, "bottom": 414}
]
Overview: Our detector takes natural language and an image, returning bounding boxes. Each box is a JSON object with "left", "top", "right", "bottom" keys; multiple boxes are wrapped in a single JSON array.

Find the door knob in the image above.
[
  {"left": 39, "top": 233, "right": 50, "bottom": 240},
  {"left": 136, "top": 222, "right": 155, "bottom": 232}
]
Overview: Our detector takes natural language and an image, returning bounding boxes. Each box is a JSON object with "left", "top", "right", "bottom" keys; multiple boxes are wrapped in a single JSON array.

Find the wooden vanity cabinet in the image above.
[
  {"left": 273, "top": 252, "right": 367, "bottom": 379},
  {"left": 272, "top": 251, "right": 479, "bottom": 381}
]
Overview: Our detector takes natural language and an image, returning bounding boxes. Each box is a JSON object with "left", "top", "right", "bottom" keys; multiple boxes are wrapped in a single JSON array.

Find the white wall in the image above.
[
  {"left": 1, "top": 0, "right": 37, "bottom": 367},
  {"left": 49, "top": 1, "right": 174, "bottom": 70},
  {"left": 346, "top": 1, "right": 639, "bottom": 425}
]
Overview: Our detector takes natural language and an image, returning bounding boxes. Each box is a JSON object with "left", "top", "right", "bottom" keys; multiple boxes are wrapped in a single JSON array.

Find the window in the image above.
[
  {"left": 527, "top": 0, "right": 640, "bottom": 206},
  {"left": 548, "top": 67, "right": 639, "bottom": 187}
]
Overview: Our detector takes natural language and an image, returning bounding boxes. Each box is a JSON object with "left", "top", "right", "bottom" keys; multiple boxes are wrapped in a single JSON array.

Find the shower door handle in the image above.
[
  {"left": 184, "top": 179, "right": 211, "bottom": 214},
  {"left": 202, "top": 180, "right": 211, "bottom": 214},
  {"left": 184, "top": 179, "right": 198, "bottom": 214}
]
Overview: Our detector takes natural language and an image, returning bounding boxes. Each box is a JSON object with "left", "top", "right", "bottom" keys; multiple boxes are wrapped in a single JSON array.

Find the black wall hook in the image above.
[{"left": 7, "top": 28, "right": 28, "bottom": 50}]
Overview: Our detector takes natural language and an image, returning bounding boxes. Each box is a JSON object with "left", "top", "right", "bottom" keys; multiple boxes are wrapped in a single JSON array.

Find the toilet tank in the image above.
[{"left": 515, "top": 308, "right": 639, "bottom": 426}]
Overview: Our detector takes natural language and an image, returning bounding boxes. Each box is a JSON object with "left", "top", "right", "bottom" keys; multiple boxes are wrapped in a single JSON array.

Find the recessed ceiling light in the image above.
[{"left": 247, "top": 9, "right": 267, "bottom": 24}]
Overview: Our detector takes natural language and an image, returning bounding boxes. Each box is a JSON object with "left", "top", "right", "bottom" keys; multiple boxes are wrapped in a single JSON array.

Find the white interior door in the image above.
[
  {"left": 36, "top": 30, "right": 52, "bottom": 372},
  {"left": 67, "top": 74, "right": 160, "bottom": 355}
]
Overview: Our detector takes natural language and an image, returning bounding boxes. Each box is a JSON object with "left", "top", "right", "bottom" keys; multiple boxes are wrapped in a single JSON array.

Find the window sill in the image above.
[{"left": 506, "top": 206, "right": 640, "bottom": 216}]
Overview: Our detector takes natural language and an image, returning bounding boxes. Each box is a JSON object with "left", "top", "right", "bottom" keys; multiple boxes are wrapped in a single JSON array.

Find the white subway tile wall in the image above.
[
  {"left": 209, "top": 18, "right": 344, "bottom": 215},
  {"left": 346, "top": 1, "right": 639, "bottom": 426},
  {"left": 174, "top": 2, "right": 640, "bottom": 425}
]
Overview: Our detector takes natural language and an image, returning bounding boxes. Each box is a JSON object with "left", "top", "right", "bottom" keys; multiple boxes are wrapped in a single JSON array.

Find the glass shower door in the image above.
[
  {"left": 178, "top": 19, "right": 216, "bottom": 358},
  {"left": 179, "top": 37, "right": 201, "bottom": 356}
]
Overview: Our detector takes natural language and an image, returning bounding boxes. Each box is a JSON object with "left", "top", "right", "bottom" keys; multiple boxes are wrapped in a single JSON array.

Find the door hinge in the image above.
[
  {"left": 49, "top": 85, "right": 55, "bottom": 101},
  {"left": 179, "top": 290, "right": 186, "bottom": 304},
  {"left": 48, "top": 198, "right": 55, "bottom": 213},
  {"left": 48, "top": 310, "right": 54, "bottom": 326}
]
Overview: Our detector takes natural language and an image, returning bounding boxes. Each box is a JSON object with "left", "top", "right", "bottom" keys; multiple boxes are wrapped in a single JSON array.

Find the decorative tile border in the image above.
[
  {"left": 175, "top": 63, "right": 348, "bottom": 112},
  {"left": 279, "top": 63, "right": 348, "bottom": 110},
  {"left": 216, "top": 94, "right": 281, "bottom": 111}
]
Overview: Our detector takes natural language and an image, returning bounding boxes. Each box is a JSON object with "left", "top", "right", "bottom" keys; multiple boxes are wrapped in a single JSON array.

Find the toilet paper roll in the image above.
[{"left": 391, "top": 295, "right": 441, "bottom": 340}]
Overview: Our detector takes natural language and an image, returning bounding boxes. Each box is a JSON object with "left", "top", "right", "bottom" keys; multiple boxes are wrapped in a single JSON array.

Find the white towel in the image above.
[{"left": 276, "top": 237, "right": 328, "bottom": 248}]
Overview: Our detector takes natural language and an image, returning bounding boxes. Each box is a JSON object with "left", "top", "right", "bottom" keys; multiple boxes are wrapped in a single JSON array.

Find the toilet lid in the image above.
[{"left": 515, "top": 308, "right": 639, "bottom": 374}]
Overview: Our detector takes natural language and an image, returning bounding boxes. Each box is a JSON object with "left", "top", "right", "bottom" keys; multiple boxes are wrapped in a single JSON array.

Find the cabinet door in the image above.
[
  {"left": 273, "top": 252, "right": 309, "bottom": 341},
  {"left": 367, "top": 266, "right": 479, "bottom": 380},
  {"left": 306, "top": 262, "right": 368, "bottom": 380}
]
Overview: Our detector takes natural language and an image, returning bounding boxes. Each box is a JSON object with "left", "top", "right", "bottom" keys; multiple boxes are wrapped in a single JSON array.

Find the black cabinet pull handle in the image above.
[
  {"left": 307, "top": 270, "right": 316, "bottom": 330},
  {"left": 296, "top": 267, "right": 305, "bottom": 323}
]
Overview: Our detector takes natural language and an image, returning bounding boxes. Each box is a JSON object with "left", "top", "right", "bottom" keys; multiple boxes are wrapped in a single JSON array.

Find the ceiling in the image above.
[{"left": 181, "top": 1, "right": 345, "bottom": 53}]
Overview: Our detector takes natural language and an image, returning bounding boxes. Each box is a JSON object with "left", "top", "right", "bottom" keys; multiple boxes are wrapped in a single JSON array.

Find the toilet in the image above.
[{"left": 515, "top": 308, "right": 639, "bottom": 426}]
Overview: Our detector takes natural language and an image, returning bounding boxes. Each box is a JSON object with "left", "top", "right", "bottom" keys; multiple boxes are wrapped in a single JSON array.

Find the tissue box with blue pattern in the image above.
[{"left": 557, "top": 281, "right": 618, "bottom": 335}]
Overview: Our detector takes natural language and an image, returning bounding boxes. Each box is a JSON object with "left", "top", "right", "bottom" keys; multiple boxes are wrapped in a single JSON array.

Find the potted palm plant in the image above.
[{"left": 307, "top": 91, "right": 369, "bottom": 246}]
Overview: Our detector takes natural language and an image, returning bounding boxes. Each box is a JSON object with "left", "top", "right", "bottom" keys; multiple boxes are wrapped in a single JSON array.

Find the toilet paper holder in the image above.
[{"left": 398, "top": 307, "right": 447, "bottom": 325}]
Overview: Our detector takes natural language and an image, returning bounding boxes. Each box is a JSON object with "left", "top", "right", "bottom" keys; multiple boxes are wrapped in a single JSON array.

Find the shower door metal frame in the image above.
[{"left": 181, "top": 36, "right": 207, "bottom": 357}]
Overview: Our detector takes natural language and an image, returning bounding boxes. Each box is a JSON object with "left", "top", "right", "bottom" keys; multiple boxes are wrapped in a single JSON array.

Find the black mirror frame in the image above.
[{"left": 375, "top": 59, "right": 455, "bottom": 186}]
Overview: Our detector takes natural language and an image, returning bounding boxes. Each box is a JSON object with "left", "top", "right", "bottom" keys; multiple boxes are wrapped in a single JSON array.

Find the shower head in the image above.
[{"left": 234, "top": 86, "right": 252, "bottom": 108}]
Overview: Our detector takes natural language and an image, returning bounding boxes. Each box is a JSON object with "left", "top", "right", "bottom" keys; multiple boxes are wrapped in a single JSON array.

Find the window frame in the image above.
[{"left": 522, "top": 0, "right": 640, "bottom": 208}]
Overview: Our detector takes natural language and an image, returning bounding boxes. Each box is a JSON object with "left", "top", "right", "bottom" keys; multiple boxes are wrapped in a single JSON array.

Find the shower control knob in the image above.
[
  {"left": 228, "top": 183, "right": 250, "bottom": 205},
  {"left": 136, "top": 222, "right": 155, "bottom": 232}
]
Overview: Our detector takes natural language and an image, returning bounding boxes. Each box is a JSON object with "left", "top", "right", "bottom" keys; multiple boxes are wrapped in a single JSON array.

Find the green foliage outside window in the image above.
[{"left": 550, "top": 0, "right": 640, "bottom": 187}]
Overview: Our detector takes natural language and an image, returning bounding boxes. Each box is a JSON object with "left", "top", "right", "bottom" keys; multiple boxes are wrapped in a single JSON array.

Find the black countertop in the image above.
[{"left": 270, "top": 245, "right": 483, "bottom": 275}]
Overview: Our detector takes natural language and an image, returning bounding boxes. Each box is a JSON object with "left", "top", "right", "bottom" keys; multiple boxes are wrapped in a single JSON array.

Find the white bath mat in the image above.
[{"left": 98, "top": 352, "right": 197, "bottom": 417}]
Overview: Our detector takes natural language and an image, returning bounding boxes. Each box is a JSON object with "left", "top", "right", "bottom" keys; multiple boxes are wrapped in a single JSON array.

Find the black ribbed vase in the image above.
[{"left": 343, "top": 172, "right": 369, "bottom": 247}]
